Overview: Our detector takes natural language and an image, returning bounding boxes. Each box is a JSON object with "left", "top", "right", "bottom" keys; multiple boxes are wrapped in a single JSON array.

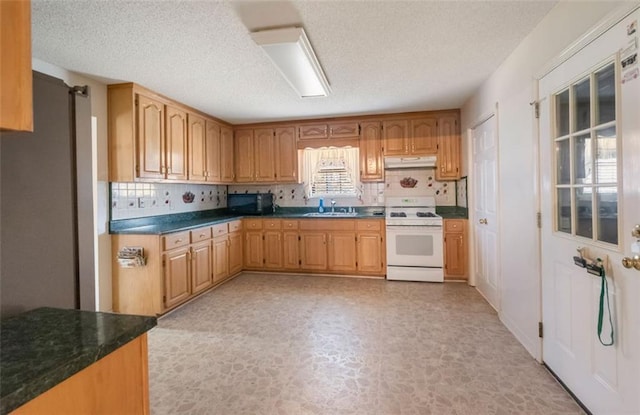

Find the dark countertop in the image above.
[
  {"left": 110, "top": 207, "right": 387, "bottom": 235},
  {"left": 436, "top": 206, "right": 469, "bottom": 219},
  {"left": 0, "top": 307, "right": 157, "bottom": 414}
]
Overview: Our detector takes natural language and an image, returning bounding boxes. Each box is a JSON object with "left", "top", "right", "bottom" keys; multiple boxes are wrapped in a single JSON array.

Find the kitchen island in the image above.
[{"left": 0, "top": 307, "right": 156, "bottom": 415}]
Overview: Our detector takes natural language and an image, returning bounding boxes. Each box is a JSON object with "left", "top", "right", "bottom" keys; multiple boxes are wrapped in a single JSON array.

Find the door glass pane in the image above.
[
  {"left": 557, "top": 188, "right": 571, "bottom": 234},
  {"left": 596, "top": 126, "right": 616, "bottom": 184},
  {"left": 556, "top": 89, "right": 570, "bottom": 136},
  {"left": 573, "top": 133, "right": 592, "bottom": 184},
  {"left": 555, "top": 139, "right": 570, "bottom": 184},
  {"left": 574, "top": 78, "right": 591, "bottom": 132},
  {"left": 597, "top": 187, "right": 617, "bottom": 244},
  {"left": 595, "top": 64, "right": 615, "bottom": 125},
  {"left": 575, "top": 188, "right": 593, "bottom": 239}
]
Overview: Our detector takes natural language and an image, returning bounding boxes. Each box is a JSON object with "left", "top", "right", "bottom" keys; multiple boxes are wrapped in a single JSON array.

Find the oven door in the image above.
[{"left": 386, "top": 225, "right": 443, "bottom": 267}]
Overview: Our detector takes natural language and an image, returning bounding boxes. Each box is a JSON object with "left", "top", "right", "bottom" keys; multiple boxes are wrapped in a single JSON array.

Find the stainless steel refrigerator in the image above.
[{"left": 1, "top": 71, "right": 95, "bottom": 317}]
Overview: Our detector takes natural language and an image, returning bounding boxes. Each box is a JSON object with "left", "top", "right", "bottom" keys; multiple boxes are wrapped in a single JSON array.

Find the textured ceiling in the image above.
[{"left": 31, "top": 0, "right": 557, "bottom": 124}]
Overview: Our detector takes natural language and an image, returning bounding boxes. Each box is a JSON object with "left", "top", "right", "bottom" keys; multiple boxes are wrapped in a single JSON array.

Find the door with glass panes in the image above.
[{"left": 538, "top": 8, "right": 640, "bottom": 414}]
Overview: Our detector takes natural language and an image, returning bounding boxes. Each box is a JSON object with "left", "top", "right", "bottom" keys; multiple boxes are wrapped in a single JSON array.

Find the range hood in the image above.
[{"left": 384, "top": 156, "right": 436, "bottom": 169}]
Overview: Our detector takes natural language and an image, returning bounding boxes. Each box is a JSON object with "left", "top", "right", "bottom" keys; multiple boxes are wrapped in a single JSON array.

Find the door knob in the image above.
[
  {"left": 622, "top": 255, "right": 640, "bottom": 271},
  {"left": 479, "top": 218, "right": 488, "bottom": 225}
]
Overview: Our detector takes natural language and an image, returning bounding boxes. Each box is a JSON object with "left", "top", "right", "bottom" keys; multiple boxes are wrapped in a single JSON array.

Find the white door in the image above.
[
  {"left": 539, "top": 8, "right": 640, "bottom": 414},
  {"left": 472, "top": 113, "right": 500, "bottom": 310}
]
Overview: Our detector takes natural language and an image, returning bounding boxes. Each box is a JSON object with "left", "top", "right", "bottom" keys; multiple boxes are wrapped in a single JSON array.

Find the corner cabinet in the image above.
[{"left": 443, "top": 219, "right": 467, "bottom": 280}]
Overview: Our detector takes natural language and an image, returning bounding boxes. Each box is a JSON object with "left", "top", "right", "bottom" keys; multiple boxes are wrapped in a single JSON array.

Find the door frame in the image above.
[
  {"left": 533, "top": 2, "right": 640, "bottom": 366},
  {"left": 466, "top": 103, "right": 500, "bottom": 307}
]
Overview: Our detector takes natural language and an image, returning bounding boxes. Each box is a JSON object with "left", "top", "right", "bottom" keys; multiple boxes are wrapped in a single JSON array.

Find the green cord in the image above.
[{"left": 597, "top": 261, "right": 614, "bottom": 346}]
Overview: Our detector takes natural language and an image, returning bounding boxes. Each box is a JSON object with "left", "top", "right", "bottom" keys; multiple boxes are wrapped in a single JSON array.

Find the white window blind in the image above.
[{"left": 302, "top": 147, "right": 359, "bottom": 198}]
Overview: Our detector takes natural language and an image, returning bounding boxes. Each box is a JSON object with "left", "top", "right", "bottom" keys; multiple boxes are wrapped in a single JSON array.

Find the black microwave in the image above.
[{"left": 227, "top": 193, "right": 274, "bottom": 215}]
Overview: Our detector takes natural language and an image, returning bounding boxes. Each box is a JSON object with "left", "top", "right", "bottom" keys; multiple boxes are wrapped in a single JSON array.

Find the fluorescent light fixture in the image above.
[{"left": 251, "top": 27, "right": 331, "bottom": 98}]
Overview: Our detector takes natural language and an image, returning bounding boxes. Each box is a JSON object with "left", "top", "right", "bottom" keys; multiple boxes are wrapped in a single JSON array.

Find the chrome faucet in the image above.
[{"left": 331, "top": 199, "right": 336, "bottom": 213}]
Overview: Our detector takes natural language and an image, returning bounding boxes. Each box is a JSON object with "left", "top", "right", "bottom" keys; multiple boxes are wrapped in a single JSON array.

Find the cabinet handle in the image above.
[{"left": 175, "top": 239, "right": 182, "bottom": 244}]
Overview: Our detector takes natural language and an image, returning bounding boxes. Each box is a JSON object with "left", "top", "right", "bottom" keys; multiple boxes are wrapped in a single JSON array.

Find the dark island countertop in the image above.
[
  {"left": 0, "top": 308, "right": 157, "bottom": 414},
  {"left": 110, "top": 207, "right": 387, "bottom": 235}
]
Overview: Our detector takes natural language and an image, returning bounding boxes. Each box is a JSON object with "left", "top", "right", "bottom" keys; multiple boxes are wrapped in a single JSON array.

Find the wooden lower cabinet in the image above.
[
  {"left": 212, "top": 236, "right": 229, "bottom": 283},
  {"left": 190, "top": 240, "right": 212, "bottom": 294},
  {"left": 228, "top": 230, "right": 243, "bottom": 275},
  {"left": 11, "top": 334, "right": 150, "bottom": 415},
  {"left": 283, "top": 231, "right": 300, "bottom": 270},
  {"left": 357, "top": 232, "right": 385, "bottom": 274},
  {"left": 163, "top": 247, "right": 191, "bottom": 309},
  {"left": 244, "top": 230, "right": 264, "bottom": 268},
  {"left": 443, "top": 219, "right": 468, "bottom": 279},
  {"left": 300, "top": 232, "right": 328, "bottom": 270},
  {"left": 327, "top": 232, "right": 357, "bottom": 272},
  {"left": 263, "top": 230, "right": 283, "bottom": 269}
]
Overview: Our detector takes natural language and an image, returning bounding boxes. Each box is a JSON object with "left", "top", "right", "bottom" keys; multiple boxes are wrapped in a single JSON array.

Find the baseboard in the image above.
[{"left": 500, "top": 313, "right": 541, "bottom": 361}]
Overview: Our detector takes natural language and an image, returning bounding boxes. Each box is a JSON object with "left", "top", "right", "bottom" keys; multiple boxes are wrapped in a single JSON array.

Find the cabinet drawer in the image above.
[
  {"left": 211, "top": 223, "right": 228, "bottom": 237},
  {"left": 329, "top": 122, "right": 359, "bottom": 138},
  {"left": 282, "top": 220, "right": 298, "bottom": 230},
  {"left": 228, "top": 220, "right": 242, "bottom": 233},
  {"left": 243, "top": 218, "right": 263, "bottom": 230},
  {"left": 263, "top": 219, "right": 282, "bottom": 230},
  {"left": 190, "top": 227, "right": 212, "bottom": 242},
  {"left": 356, "top": 220, "right": 382, "bottom": 231},
  {"left": 162, "top": 231, "right": 190, "bottom": 250},
  {"left": 299, "top": 219, "right": 356, "bottom": 231},
  {"left": 298, "top": 124, "right": 328, "bottom": 140},
  {"left": 444, "top": 219, "right": 466, "bottom": 233}
]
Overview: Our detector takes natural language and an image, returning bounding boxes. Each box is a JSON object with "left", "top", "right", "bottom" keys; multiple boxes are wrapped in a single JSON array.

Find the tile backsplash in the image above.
[
  {"left": 456, "top": 176, "right": 468, "bottom": 208},
  {"left": 383, "top": 168, "right": 455, "bottom": 206},
  {"left": 111, "top": 182, "right": 227, "bottom": 220}
]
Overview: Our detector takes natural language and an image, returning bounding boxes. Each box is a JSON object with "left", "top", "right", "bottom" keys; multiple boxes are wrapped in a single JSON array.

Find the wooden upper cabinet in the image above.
[
  {"left": 329, "top": 122, "right": 359, "bottom": 139},
  {"left": 165, "top": 105, "right": 188, "bottom": 180},
  {"left": 275, "top": 127, "right": 297, "bottom": 182},
  {"left": 410, "top": 118, "right": 438, "bottom": 155},
  {"left": 0, "top": 0, "right": 32, "bottom": 132},
  {"left": 234, "top": 129, "right": 255, "bottom": 182},
  {"left": 359, "top": 121, "right": 383, "bottom": 182},
  {"left": 254, "top": 128, "right": 276, "bottom": 182},
  {"left": 205, "top": 119, "right": 222, "bottom": 182},
  {"left": 188, "top": 114, "right": 207, "bottom": 181},
  {"left": 436, "top": 114, "right": 461, "bottom": 180},
  {"left": 136, "top": 94, "right": 165, "bottom": 180},
  {"left": 220, "top": 126, "right": 235, "bottom": 183},
  {"left": 298, "top": 124, "right": 328, "bottom": 140},
  {"left": 382, "top": 120, "right": 409, "bottom": 155}
]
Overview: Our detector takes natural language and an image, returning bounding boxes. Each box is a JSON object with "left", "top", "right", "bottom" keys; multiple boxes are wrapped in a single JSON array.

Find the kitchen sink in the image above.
[{"left": 303, "top": 212, "right": 358, "bottom": 217}]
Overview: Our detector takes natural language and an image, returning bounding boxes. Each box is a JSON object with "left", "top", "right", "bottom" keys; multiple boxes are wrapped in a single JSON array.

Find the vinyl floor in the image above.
[{"left": 148, "top": 273, "right": 583, "bottom": 415}]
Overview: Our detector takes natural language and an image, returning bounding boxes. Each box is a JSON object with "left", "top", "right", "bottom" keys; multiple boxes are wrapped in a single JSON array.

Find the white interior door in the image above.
[
  {"left": 539, "top": 8, "right": 640, "bottom": 414},
  {"left": 472, "top": 113, "right": 500, "bottom": 310}
]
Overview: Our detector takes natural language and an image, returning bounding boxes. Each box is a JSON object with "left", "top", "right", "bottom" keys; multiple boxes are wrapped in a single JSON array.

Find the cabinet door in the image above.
[
  {"left": 444, "top": 219, "right": 467, "bottom": 278},
  {"left": 283, "top": 231, "right": 300, "bottom": 270},
  {"left": 263, "top": 230, "right": 283, "bottom": 269},
  {"left": 213, "top": 236, "right": 229, "bottom": 283},
  {"left": 410, "top": 118, "right": 438, "bottom": 155},
  {"left": 300, "top": 232, "right": 328, "bottom": 270},
  {"left": 275, "top": 127, "right": 297, "bottom": 182},
  {"left": 205, "top": 120, "right": 221, "bottom": 182},
  {"left": 234, "top": 129, "right": 254, "bottom": 182},
  {"left": 254, "top": 128, "right": 276, "bottom": 182},
  {"left": 382, "top": 120, "right": 409, "bottom": 156},
  {"left": 436, "top": 115, "right": 461, "bottom": 180},
  {"left": 228, "top": 231, "right": 243, "bottom": 275},
  {"left": 0, "top": 0, "right": 32, "bottom": 132},
  {"left": 357, "top": 232, "right": 384, "bottom": 274},
  {"left": 191, "top": 241, "right": 212, "bottom": 294},
  {"left": 299, "top": 124, "right": 328, "bottom": 140},
  {"left": 328, "top": 232, "right": 357, "bottom": 272},
  {"left": 188, "top": 113, "right": 207, "bottom": 181},
  {"left": 163, "top": 247, "right": 190, "bottom": 309},
  {"left": 329, "top": 122, "right": 359, "bottom": 139},
  {"left": 244, "top": 230, "right": 264, "bottom": 269},
  {"left": 165, "top": 105, "right": 188, "bottom": 180},
  {"left": 359, "top": 121, "right": 383, "bottom": 182},
  {"left": 136, "top": 94, "right": 165, "bottom": 179},
  {"left": 220, "top": 126, "right": 235, "bottom": 183}
]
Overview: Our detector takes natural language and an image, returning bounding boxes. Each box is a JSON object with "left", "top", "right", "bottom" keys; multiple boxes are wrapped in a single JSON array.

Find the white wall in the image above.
[
  {"left": 32, "top": 59, "right": 112, "bottom": 312},
  {"left": 461, "top": 1, "right": 625, "bottom": 359}
]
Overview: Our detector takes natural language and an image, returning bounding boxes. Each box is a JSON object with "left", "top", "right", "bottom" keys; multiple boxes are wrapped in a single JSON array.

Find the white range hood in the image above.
[{"left": 384, "top": 156, "right": 436, "bottom": 169}]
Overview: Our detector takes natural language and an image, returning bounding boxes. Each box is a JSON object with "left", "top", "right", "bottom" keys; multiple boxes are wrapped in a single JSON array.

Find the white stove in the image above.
[{"left": 385, "top": 196, "right": 444, "bottom": 282}]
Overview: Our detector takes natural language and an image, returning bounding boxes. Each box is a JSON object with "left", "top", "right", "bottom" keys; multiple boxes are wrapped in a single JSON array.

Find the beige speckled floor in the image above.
[{"left": 148, "top": 273, "right": 583, "bottom": 415}]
